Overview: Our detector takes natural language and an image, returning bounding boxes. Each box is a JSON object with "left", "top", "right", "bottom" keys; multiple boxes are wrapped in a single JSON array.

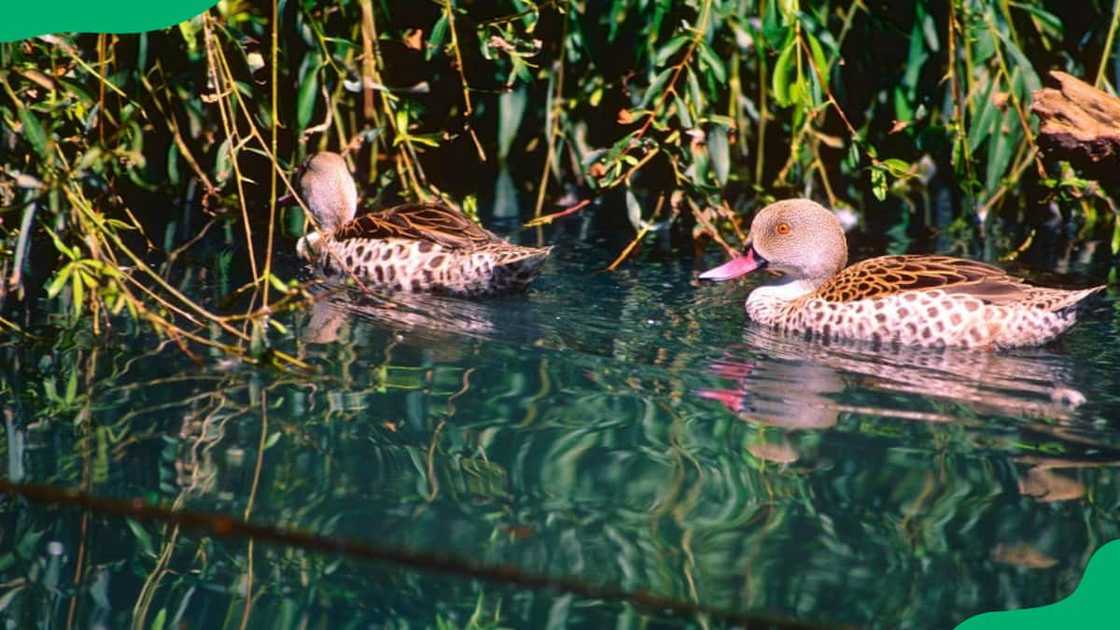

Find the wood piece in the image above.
[{"left": 1030, "top": 71, "right": 1120, "bottom": 176}]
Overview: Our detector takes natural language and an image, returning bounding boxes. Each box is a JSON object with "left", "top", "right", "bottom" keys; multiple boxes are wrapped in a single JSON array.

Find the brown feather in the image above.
[
  {"left": 333, "top": 203, "right": 498, "bottom": 251},
  {"left": 813, "top": 255, "right": 1036, "bottom": 304}
]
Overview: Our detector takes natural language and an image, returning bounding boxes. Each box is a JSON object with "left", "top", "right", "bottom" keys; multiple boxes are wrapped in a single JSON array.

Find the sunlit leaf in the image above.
[
  {"left": 641, "top": 67, "right": 674, "bottom": 108},
  {"left": 654, "top": 34, "right": 690, "bottom": 66},
  {"left": 698, "top": 41, "right": 726, "bottom": 84},
  {"left": 427, "top": 14, "right": 449, "bottom": 60},
  {"left": 772, "top": 37, "right": 796, "bottom": 107},
  {"left": 498, "top": 86, "right": 527, "bottom": 162},
  {"left": 708, "top": 124, "right": 730, "bottom": 186},
  {"left": 871, "top": 167, "right": 887, "bottom": 201},
  {"left": 806, "top": 31, "right": 828, "bottom": 88},
  {"left": 46, "top": 265, "right": 72, "bottom": 299},
  {"left": 625, "top": 188, "right": 642, "bottom": 231},
  {"left": 18, "top": 108, "right": 50, "bottom": 159}
]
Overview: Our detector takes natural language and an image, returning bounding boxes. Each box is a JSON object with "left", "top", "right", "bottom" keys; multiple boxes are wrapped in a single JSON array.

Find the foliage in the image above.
[{"left": 0, "top": 0, "right": 1118, "bottom": 353}]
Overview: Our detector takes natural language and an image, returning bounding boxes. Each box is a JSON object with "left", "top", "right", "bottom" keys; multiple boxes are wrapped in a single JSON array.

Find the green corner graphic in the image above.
[
  {"left": 957, "top": 539, "right": 1120, "bottom": 629},
  {"left": 1, "top": 1, "right": 217, "bottom": 42}
]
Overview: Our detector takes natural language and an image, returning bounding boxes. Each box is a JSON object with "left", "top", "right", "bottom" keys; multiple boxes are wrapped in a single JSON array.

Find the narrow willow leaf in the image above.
[
  {"left": 641, "top": 67, "right": 674, "bottom": 108},
  {"left": 46, "top": 266, "right": 71, "bottom": 299},
  {"left": 687, "top": 66, "right": 703, "bottom": 111},
  {"left": 655, "top": 34, "right": 690, "bottom": 66},
  {"left": 71, "top": 272, "right": 83, "bottom": 317},
  {"left": 881, "top": 158, "right": 911, "bottom": 177},
  {"left": 984, "top": 110, "right": 1018, "bottom": 191},
  {"left": 997, "top": 33, "right": 1041, "bottom": 94},
  {"left": 18, "top": 109, "right": 49, "bottom": 159},
  {"left": 673, "top": 93, "right": 692, "bottom": 128},
  {"left": 708, "top": 124, "right": 730, "bottom": 186},
  {"left": 427, "top": 14, "right": 449, "bottom": 60},
  {"left": 1014, "top": 2, "right": 1063, "bottom": 39},
  {"left": 625, "top": 188, "right": 642, "bottom": 231},
  {"left": 296, "top": 67, "right": 319, "bottom": 131},
  {"left": 968, "top": 82, "right": 997, "bottom": 152},
  {"left": 806, "top": 32, "right": 828, "bottom": 88},
  {"left": 214, "top": 137, "right": 232, "bottom": 183},
  {"left": 167, "top": 143, "right": 181, "bottom": 186},
  {"left": 772, "top": 37, "right": 796, "bottom": 107},
  {"left": 871, "top": 167, "right": 887, "bottom": 201},
  {"left": 698, "top": 41, "right": 726, "bottom": 84},
  {"left": 498, "top": 86, "right": 527, "bottom": 162},
  {"left": 761, "top": 5, "right": 784, "bottom": 45}
]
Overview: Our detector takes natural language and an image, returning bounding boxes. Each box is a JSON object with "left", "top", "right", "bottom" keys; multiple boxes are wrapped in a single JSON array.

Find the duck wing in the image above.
[
  {"left": 333, "top": 203, "right": 498, "bottom": 251},
  {"left": 813, "top": 255, "right": 1034, "bottom": 304}
]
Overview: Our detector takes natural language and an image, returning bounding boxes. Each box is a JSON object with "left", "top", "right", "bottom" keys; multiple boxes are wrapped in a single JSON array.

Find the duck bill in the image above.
[{"left": 699, "top": 245, "right": 768, "bottom": 281}]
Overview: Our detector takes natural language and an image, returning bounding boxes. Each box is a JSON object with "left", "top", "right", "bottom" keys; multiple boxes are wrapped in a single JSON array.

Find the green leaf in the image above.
[
  {"left": 18, "top": 108, "right": 50, "bottom": 159},
  {"left": 71, "top": 271, "right": 84, "bottom": 317},
  {"left": 673, "top": 93, "right": 692, "bottom": 128},
  {"left": 126, "top": 518, "right": 156, "bottom": 558},
  {"left": 1012, "top": 2, "right": 1063, "bottom": 39},
  {"left": 498, "top": 86, "right": 527, "bottom": 162},
  {"left": 881, "top": 158, "right": 911, "bottom": 177},
  {"left": 1112, "top": 216, "right": 1120, "bottom": 255},
  {"left": 654, "top": 34, "right": 690, "bottom": 66},
  {"left": 65, "top": 368, "right": 78, "bottom": 404},
  {"left": 167, "top": 142, "right": 181, "bottom": 186},
  {"left": 772, "top": 37, "right": 796, "bottom": 107},
  {"left": 687, "top": 66, "right": 703, "bottom": 111},
  {"left": 806, "top": 31, "right": 829, "bottom": 88},
  {"left": 968, "top": 81, "right": 997, "bottom": 152},
  {"left": 625, "top": 188, "right": 642, "bottom": 231},
  {"left": 698, "top": 41, "right": 726, "bottom": 84},
  {"left": 871, "top": 167, "right": 887, "bottom": 201},
  {"left": 997, "top": 33, "right": 1041, "bottom": 95},
  {"left": 984, "top": 110, "right": 1019, "bottom": 191},
  {"left": 264, "top": 431, "right": 282, "bottom": 450},
  {"left": 708, "top": 124, "right": 730, "bottom": 186},
  {"left": 641, "top": 67, "right": 674, "bottom": 108},
  {"left": 47, "top": 265, "right": 72, "bottom": 299},
  {"left": 426, "top": 14, "right": 449, "bottom": 60},
  {"left": 296, "top": 67, "right": 320, "bottom": 131}
]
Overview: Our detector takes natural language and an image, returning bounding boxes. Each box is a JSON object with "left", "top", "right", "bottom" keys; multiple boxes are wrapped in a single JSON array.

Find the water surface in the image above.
[{"left": 2, "top": 221, "right": 1119, "bottom": 629}]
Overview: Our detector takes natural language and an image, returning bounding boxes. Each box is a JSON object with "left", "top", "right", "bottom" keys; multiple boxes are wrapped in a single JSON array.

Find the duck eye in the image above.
[{"left": 775, "top": 222, "right": 791, "bottom": 235}]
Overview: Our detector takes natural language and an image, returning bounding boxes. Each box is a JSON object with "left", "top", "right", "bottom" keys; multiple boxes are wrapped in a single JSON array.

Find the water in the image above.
[{"left": 2, "top": 224, "right": 1119, "bottom": 629}]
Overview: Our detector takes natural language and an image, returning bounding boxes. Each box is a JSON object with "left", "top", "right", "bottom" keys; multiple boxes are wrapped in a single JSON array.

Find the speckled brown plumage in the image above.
[
  {"left": 701, "top": 199, "right": 1105, "bottom": 349},
  {"left": 290, "top": 152, "right": 551, "bottom": 297}
]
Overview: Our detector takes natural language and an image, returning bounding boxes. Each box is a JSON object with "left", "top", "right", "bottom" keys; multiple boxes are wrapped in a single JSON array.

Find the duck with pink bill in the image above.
[{"left": 699, "top": 199, "right": 1105, "bottom": 350}]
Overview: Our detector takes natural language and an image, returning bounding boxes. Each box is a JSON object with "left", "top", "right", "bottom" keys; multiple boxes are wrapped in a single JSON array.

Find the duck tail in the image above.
[{"left": 1039, "top": 285, "right": 1107, "bottom": 313}]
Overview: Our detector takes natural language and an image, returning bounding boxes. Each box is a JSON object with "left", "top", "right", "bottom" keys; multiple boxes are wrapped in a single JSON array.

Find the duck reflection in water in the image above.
[
  {"left": 299, "top": 282, "right": 542, "bottom": 351},
  {"left": 695, "top": 325, "right": 1112, "bottom": 496},
  {"left": 697, "top": 325, "right": 1089, "bottom": 430}
]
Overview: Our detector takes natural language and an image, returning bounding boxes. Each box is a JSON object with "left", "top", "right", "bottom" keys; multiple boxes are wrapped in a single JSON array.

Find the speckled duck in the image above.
[
  {"left": 292, "top": 152, "right": 551, "bottom": 297},
  {"left": 700, "top": 199, "right": 1104, "bottom": 349}
]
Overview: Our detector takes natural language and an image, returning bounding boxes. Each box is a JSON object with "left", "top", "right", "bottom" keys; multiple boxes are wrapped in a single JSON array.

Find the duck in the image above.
[
  {"left": 289, "top": 152, "right": 551, "bottom": 297},
  {"left": 699, "top": 199, "right": 1105, "bottom": 349}
]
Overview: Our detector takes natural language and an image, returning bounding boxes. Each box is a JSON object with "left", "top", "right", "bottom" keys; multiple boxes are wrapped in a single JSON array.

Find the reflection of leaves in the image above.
[{"left": 126, "top": 519, "right": 157, "bottom": 559}]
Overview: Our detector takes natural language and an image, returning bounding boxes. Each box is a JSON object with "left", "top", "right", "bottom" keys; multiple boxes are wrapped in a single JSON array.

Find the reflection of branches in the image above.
[{"left": 0, "top": 478, "right": 836, "bottom": 630}]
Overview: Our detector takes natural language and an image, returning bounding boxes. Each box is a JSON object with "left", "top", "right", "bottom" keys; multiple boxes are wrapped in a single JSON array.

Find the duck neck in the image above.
[{"left": 749, "top": 276, "right": 818, "bottom": 302}]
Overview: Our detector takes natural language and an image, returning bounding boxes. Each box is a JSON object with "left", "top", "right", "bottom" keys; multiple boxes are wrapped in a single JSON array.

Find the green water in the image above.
[{"left": 2, "top": 230, "right": 1119, "bottom": 629}]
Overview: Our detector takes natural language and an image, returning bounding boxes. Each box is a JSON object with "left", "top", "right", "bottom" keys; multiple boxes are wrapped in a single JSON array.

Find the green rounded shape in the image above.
[
  {"left": 1, "top": 1, "right": 217, "bottom": 42},
  {"left": 957, "top": 540, "right": 1120, "bottom": 629}
]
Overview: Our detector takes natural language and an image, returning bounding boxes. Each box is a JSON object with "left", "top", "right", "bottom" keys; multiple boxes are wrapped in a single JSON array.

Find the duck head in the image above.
[
  {"left": 289, "top": 152, "right": 358, "bottom": 232},
  {"left": 700, "top": 199, "right": 848, "bottom": 287}
]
